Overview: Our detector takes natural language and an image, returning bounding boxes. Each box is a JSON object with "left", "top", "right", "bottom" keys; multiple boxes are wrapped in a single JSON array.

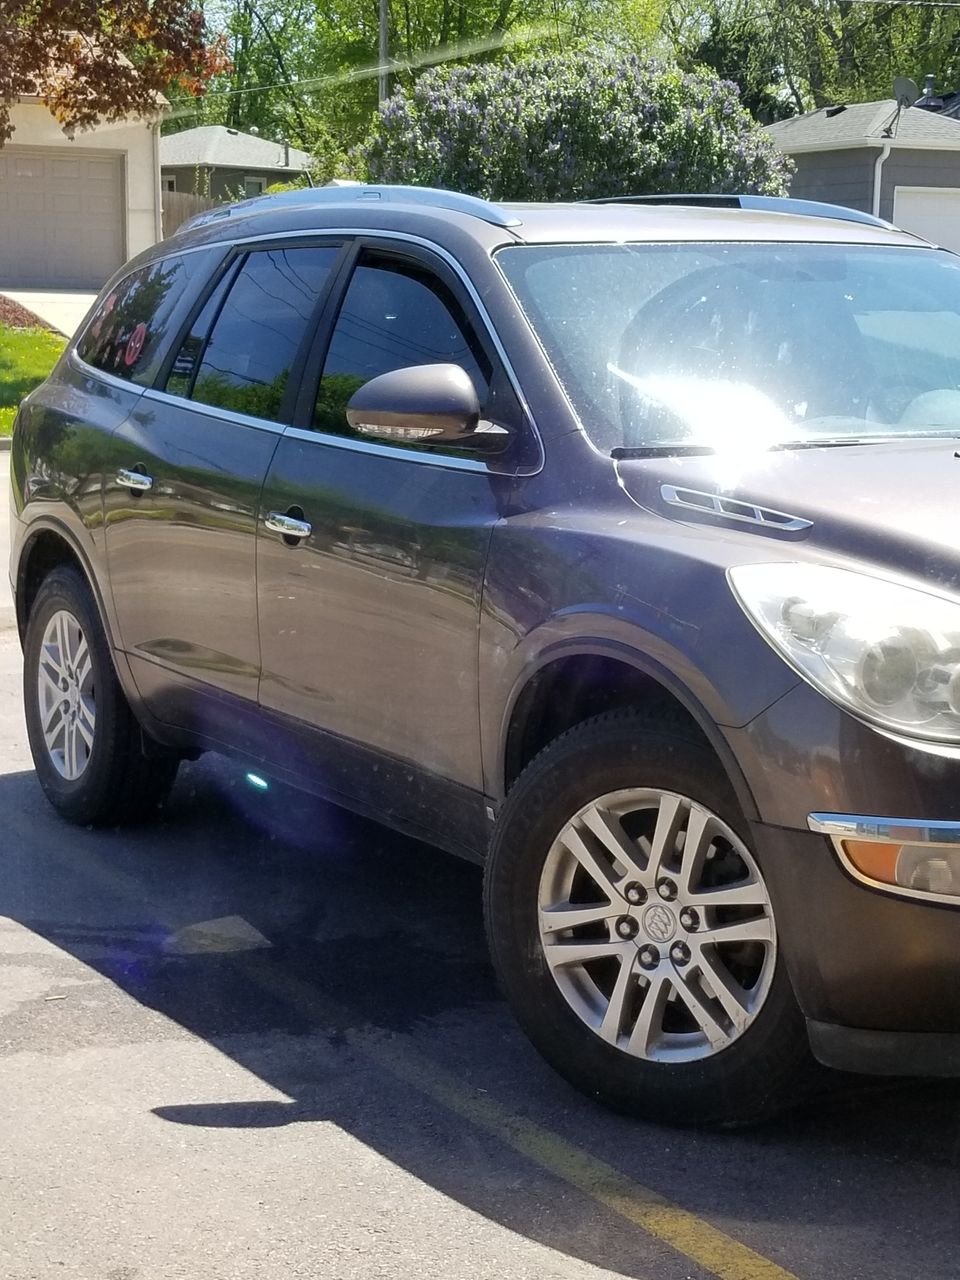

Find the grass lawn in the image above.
[{"left": 0, "top": 325, "right": 67, "bottom": 435}]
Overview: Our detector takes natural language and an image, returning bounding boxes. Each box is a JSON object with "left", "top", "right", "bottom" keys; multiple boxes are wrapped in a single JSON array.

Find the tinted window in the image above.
[
  {"left": 165, "top": 261, "right": 240, "bottom": 399},
  {"left": 77, "top": 253, "right": 202, "bottom": 384},
  {"left": 191, "top": 247, "right": 338, "bottom": 422},
  {"left": 314, "top": 256, "right": 490, "bottom": 438}
]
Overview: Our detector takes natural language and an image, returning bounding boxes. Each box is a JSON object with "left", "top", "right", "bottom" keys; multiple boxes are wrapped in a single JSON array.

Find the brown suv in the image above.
[{"left": 10, "top": 186, "right": 960, "bottom": 1125}]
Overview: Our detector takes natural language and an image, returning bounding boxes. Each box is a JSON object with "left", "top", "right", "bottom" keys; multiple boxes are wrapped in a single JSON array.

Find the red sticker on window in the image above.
[{"left": 124, "top": 322, "right": 147, "bottom": 367}]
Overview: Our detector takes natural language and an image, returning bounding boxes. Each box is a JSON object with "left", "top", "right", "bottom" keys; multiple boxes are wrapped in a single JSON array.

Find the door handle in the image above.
[
  {"left": 265, "top": 511, "right": 312, "bottom": 541},
  {"left": 116, "top": 468, "right": 153, "bottom": 493}
]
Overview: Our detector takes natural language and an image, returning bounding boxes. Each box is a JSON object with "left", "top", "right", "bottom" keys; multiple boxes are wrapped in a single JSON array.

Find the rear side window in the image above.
[
  {"left": 189, "top": 246, "right": 338, "bottom": 422},
  {"left": 77, "top": 253, "right": 201, "bottom": 384}
]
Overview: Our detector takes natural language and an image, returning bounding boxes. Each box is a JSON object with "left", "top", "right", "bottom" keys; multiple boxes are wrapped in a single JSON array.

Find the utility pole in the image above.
[{"left": 378, "top": 0, "right": 389, "bottom": 104}]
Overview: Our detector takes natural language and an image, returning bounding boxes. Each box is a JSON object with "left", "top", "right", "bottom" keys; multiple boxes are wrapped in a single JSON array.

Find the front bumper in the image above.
[{"left": 753, "top": 820, "right": 960, "bottom": 1074}]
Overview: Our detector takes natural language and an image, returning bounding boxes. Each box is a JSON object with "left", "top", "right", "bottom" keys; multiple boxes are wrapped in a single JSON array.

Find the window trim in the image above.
[
  {"left": 155, "top": 237, "right": 350, "bottom": 427},
  {"left": 290, "top": 235, "right": 540, "bottom": 474}
]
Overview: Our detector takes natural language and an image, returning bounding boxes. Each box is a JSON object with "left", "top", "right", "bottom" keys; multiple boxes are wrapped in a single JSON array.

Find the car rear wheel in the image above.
[
  {"left": 484, "top": 710, "right": 812, "bottom": 1126},
  {"left": 23, "top": 566, "right": 179, "bottom": 826}
]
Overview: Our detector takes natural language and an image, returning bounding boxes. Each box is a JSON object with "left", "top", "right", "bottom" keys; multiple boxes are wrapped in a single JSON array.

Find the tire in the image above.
[
  {"left": 484, "top": 710, "right": 812, "bottom": 1127},
  {"left": 23, "top": 566, "right": 179, "bottom": 826}
]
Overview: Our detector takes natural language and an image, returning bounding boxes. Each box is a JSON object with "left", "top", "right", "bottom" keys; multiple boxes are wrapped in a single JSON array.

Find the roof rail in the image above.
[
  {"left": 180, "top": 183, "right": 522, "bottom": 233},
  {"left": 585, "top": 193, "right": 892, "bottom": 229}
]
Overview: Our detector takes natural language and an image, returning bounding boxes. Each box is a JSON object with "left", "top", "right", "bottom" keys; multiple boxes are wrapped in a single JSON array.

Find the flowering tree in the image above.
[
  {"left": 0, "top": 1, "right": 225, "bottom": 145},
  {"left": 360, "top": 50, "right": 790, "bottom": 198}
]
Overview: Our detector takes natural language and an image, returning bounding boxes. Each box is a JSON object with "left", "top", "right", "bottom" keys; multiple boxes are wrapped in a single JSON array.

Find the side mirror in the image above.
[{"left": 346, "top": 363, "right": 487, "bottom": 446}]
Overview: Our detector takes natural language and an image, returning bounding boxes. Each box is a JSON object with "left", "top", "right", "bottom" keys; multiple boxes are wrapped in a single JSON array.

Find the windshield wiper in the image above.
[{"left": 611, "top": 444, "right": 718, "bottom": 459}]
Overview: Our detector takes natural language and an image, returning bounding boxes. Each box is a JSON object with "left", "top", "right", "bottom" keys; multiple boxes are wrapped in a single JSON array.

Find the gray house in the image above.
[
  {"left": 159, "top": 125, "right": 311, "bottom": 201},
  {"left": 766, "top": 101, "right": 960, "bottom": 251}
]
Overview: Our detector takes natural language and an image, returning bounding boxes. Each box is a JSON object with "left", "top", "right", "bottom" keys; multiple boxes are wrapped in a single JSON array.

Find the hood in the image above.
[{"left": 616, "top": 437, "right": 960, "bottom": 589}]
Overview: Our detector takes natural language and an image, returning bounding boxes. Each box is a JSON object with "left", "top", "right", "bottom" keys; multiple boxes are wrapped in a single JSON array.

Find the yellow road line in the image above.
[
  {"left": 44, "top": 841, "right": 801, "bottom": 1280},
  {"left": 246, "top": 959, "right": 802, "bottom": 1280}
]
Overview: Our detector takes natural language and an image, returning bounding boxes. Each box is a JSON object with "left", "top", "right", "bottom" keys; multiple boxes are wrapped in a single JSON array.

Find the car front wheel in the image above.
[
  {"left": 484, "top": 710, "right": 812, "bottom": 1126},
  {"left": 23, "top": 566, "right": 179, "bottom": 826}
]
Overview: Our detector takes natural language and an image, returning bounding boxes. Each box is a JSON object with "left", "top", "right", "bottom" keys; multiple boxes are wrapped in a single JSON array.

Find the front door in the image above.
[
  {"left": 104, "top": 243, "right": 342, "bottom": 725},
  {"left": 256, "top": 244, "right": 526, "bottom": 845}
]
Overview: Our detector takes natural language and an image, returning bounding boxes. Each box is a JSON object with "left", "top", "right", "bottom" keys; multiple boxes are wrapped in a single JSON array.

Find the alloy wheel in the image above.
[
  {"left": 35, "top": 609, "right": 96, "bottom": 782},
  {"left": 538, "top": 788, "right": 776, "bottom": 1063}
]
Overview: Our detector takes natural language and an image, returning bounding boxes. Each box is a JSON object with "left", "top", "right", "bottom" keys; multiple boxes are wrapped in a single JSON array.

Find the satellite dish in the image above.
[{"left": 894, "top": 76, "right": 921, "bottom": 108}]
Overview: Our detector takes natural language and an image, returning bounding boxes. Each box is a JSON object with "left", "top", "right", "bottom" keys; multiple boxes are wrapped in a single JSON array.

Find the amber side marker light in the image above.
[{"left": 842, "top": 839, "right": 960, "bottom": 899}]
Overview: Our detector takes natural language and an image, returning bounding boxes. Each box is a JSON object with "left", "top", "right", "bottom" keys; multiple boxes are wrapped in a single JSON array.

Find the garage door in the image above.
[
  {"left": 0, "top": 147, "right": 124, "bottom": 288},
  {"left": 893, "top": 187, "right": 960, "bottom": 254}
]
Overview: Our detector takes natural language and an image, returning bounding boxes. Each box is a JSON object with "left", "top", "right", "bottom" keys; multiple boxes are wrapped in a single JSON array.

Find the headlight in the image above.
[{"left": 728, "top": 562, "right": 960, "bottom": 742}]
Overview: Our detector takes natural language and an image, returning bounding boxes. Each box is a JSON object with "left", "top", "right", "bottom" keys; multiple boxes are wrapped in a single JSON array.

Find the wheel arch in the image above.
[
  {"left": 15, "top": 519, "right": 116, "bottom": 650},
  {"left": 496, "top": 641, "right": 760, "bottom": 823}
]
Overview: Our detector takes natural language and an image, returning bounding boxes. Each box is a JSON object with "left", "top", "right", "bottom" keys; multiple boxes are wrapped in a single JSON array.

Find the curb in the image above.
[{"left": 0, "top": 438, "right": 11, "bottom": 452}]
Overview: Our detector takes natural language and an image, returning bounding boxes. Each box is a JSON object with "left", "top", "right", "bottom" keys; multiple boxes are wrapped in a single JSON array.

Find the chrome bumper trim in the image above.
[{"left": 808, "top": 813, "right": 960, "bottom": 845}]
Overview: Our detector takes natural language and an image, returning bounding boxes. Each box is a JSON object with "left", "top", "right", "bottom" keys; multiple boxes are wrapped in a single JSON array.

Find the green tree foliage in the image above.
[
  {"left": 167, "top": 0, "right": 666, "bottom": 167},
  {"left": 359, "top": 50, "right": 790, "bottom": 198}
]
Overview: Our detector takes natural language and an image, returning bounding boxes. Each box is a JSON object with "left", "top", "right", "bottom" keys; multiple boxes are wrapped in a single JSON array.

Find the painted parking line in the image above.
[
  {"left": 37, "top": 837, "right": 801, "bottom": 1280},
  {"left": 240, "top": 954, "right": 801, "bottom": 1280}
]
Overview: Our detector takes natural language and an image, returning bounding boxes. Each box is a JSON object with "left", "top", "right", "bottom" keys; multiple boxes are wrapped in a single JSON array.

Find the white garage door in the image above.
[
  {"left": 893, "top": 187, "right": 960, "bottom": 254},
  {"left": 0, "top": 147, "right": 124, "bottom": 288}
]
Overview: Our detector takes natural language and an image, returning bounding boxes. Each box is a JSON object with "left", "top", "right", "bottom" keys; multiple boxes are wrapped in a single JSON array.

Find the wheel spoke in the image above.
[
  {"left": 598, "top": 952, "right": 638, "bottom": 1043},
  {"left": 63, "top": 722, "right": 78, "bottom": 779},
  {"left": 678, "top": 806, "right": 715, "bottom": 897},
  {"left": 74, "top": 640, "right": 92, "bottom": 692},
  {"left": 687, "top": 881, "right": 768, "bottom": 910},
  {"left": 695, "top": 951, "right": 752, "bottom": 1035},
  {"left": 75, "top": 705, "right": 95, "bottom": 751},
  {"left": 671, "top": 974, "right": 731, "bottom": 1050},
  {"left": 626, "top": 972, "right": 670, "bottom": 1056},
  {"left": 698, "top": 915, "right": 774, "bottom": 948},
  {"left": 543, "top": 938, "right": 632, "bottom": 969},
  {"left": 55, "top": 612, "right": 70, "bottom": 671},
  {"left": 580, "top": 804, "right": 646, "bottom": 883},
  {"left": 539, "top": 901, "right": 615, "bottom": 935},
  {"left": 559, "top": 826, "right": 625, "bottom": 903},
  {"left": 646, "top": 793, "right": 684, "bottom": 883},
  {"left": 43, "top": 705, "right": 65, "bottom": 750}
]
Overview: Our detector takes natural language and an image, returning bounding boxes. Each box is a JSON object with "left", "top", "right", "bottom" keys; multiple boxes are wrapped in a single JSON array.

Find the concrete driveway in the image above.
[{"left": 0, "top": 289, "right": 97, "bottom": 338}]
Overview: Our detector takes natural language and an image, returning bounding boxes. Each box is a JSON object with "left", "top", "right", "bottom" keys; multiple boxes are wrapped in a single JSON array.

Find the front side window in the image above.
[
  {"left": 77, "top": 252, "right": 205, "bottom": 385},
  {"left": 313, "top": 253, "right": 490, "bottom": 439},
  {"left": 497, "top": 242, "right": 960, "bottom": 453},
  {"left": 189, "top": 246, "right": 338, "bottom": 422}
]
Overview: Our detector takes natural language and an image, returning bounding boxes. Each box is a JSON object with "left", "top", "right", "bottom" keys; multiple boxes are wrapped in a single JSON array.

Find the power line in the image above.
[{"left": 167, "top": 20, "right": 562, "bottom": 115}]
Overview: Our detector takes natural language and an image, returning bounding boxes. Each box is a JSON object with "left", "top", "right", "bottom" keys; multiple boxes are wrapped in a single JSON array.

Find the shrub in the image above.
[{"left": 360, "top": 50, "right": 790, "bottom": 199}]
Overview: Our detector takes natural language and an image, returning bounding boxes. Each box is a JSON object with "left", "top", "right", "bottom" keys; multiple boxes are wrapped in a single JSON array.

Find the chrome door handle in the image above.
[
  {"left": 265, "top": 512, "right": 312, "bottom": 540},
  {"left": 116, "top": 468, "right": 153, "bottom": 493}
]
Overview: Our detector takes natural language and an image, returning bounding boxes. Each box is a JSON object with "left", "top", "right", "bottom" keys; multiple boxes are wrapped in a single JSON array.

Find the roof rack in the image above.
[
  {"left": 585, "top": 193, "right": 892, "bottom": 229},
  {"left": 180, "top": 183, "right": 522, "bottom": 233}
]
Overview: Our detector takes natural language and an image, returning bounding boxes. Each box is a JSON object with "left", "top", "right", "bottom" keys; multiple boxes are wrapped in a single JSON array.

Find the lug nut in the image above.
[
  {"left": 679, "top": 907, "right": 700, "bottom": 932},
  {"left": 670, "top": 941, "right": 691, "bottom": 966},
  {"left": 638, "top": 945, "right": 660, "bottom": 969},
  {"left": 624, "top": 882, "right": 646, "bottom": 906},
  {"left": 656, "top": 878, "right": 678, "bottom": 902},
  {"left": 615, "top": 916, "right": 639, "bottom": 940}
]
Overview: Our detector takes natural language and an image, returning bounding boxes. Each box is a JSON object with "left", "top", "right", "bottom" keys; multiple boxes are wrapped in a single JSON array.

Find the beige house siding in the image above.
[
  {"left": 3, "top": 101, "right": 160, "bottom": 280},
  {"left": 162, "top": 165, "right": 303, "bottom": 202}
]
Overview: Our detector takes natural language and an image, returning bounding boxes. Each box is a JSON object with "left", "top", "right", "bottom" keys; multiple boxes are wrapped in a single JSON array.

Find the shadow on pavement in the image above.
[{"left": 3, "top": 758, "right": 960, "bottom": 1280}]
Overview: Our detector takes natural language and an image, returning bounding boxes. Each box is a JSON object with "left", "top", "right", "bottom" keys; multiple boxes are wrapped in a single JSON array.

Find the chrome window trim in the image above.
[
  {"left": 140, "top": 386, "right": 287, "bottom": 435},
  {"left": 69, "top": 226, "right": 542, "bottom": 469},
  {"left": 809, "top": 812, "right": 960, "bottom": 908},
  {"left": 226, "top": 225, "right": 542, "bottom": 461},
  {"left": 280, "top": 425, "right": 491, "bottom": 472},
  {"left": 68, "top": 349, "right": 148, "bottom": 396}
]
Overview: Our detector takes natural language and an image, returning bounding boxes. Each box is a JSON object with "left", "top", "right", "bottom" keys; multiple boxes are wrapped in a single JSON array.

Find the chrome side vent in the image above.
[{"left": 660, "top": 484, "right": 813, "bottom": 532}]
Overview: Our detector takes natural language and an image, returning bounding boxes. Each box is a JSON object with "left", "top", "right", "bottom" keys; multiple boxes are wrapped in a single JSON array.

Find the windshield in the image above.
[{"left": 497, "top": 242, "right": 960, "bottom": 453}]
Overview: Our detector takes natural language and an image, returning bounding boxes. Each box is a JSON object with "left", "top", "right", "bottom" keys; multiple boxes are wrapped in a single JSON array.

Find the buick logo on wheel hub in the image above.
[{"left": 642, "top": 904, "right": 677, "bottom": 943}]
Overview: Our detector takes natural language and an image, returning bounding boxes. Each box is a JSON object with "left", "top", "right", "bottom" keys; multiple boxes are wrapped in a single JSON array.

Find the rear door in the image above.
[
  {"left": 256, "top": 240, "right": 531, "bottom": 847},
  {"left": 102, "top": 241, "right": 343, "bottom": 728}
]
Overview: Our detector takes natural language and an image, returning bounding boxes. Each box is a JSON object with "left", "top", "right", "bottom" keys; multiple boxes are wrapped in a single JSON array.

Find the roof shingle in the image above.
[
  {"left": 160, "top": 125, "right": 311, "bottom": 172},
  {"left": 766, "top": 100, "right": 960, "bottom": 151}
]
